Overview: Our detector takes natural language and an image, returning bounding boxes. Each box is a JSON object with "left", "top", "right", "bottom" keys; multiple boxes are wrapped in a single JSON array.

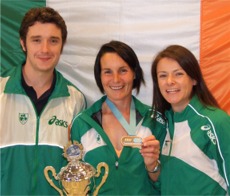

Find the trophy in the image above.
[{"left": 44, "top": 141, "right": 109, "bottom": 196}]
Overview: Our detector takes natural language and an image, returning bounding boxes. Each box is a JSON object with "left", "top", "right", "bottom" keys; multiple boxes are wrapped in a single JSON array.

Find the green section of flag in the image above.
[{"left": 0, "top": 0, "right": 45, "bottom": 75}]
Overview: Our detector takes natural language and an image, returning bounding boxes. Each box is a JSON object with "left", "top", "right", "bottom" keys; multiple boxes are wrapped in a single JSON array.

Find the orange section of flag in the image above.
[{"left": 200, "top": 0, "right": 230, "bottom": 115}]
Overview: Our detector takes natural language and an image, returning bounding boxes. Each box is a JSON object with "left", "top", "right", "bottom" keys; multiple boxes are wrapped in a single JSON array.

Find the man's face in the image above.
[{"left": 20, "top": 22, "right": 63, "bottom": 73}]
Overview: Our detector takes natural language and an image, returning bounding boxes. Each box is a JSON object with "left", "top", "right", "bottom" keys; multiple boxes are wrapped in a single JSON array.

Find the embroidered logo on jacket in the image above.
[
  {"left": 151, "top": 111, "right": 165, "bottom": 125},
  {"left": 201, "top": 124, "right": 216, "bottom": 145},
  {"left": 96, "top": 134, "right": 101, "bottom": 144},
  {"left": 19, "top": 113, "right": 29, "bottom": 125},
  {"left": 48, "top": 115, "right": 68, "bottom": 128},
  {"left": 156, "top": 113, "right": 165, "bottom": 125}
]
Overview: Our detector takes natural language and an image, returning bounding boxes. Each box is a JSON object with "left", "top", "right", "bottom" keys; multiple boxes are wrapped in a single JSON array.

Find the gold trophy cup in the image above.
[{"left": 44, "top": 141, "right": 109, "bottom": 196}]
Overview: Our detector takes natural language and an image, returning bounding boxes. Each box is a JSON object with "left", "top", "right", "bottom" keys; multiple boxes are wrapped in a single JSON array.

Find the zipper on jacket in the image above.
[
  {"left": 166, "top": 123, "right": 173, "bottom": 156},
  {"left": 36, "top": 116, "right": 40, "bottom": 145},
  {"left": 31, "top": 115, "right": 40, "bottom": 194},
  {"left": 115, "top": 161, "right": 119, "bottom": 169}
]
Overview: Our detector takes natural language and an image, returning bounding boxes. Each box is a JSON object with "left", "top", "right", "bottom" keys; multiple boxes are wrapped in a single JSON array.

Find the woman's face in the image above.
[
  {"left": 156, "top": 57, "right": 197, "bottom": 112},
  {"left": 100, "top": 52, "right": 135, "bottom": 103}
]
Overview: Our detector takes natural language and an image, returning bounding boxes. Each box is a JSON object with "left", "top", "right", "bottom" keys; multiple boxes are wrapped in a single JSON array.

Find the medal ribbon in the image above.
[{"left": 105, "top": 97, "right": 136, "bottom": 135}]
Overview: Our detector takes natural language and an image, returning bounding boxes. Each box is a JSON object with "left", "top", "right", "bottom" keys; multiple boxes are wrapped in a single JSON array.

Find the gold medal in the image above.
[{"left": 121, "top": 136, "right": 142, "bottom": 148}]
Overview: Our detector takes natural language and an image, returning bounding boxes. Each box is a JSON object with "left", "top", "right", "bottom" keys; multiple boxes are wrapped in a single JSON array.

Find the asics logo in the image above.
[
  {"left": 201, "top": 125, "right": 211, "bottom": 131},
  {"left": 48, "top": 115, "right": 68, "bottom": 128},
  {"left": 201, "top": 124, "right": 216, "bottom": 145},
  {"left": 151, "top": 113, "right": 165, "bottom": 125}
]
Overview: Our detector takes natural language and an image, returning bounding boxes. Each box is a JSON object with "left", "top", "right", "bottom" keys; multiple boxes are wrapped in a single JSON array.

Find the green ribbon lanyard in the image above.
[{"left": 105, "top": 97, "right": 136, "bottom": 135}]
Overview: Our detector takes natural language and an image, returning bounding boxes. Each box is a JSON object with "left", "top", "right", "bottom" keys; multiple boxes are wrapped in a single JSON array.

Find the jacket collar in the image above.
[
  {"left": 83, "top": 95, "right": 150, "bottom": 118},
  {"left": 4, "top": 65, "right": 70, "bottom": 98}
]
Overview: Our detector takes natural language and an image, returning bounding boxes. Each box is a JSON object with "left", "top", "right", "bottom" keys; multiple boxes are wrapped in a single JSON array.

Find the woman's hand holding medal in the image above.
[{"left": 140, "top": 135, "right": 161, "bottom": 181}]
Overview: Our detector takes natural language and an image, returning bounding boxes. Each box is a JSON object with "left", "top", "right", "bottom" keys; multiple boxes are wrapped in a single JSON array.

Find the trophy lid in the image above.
[
  {"left": 63, "top": 141, "right": 83, "bottom": 161},
  {"left": 58, "top": 141, "right": 96, "bottom": 182}
]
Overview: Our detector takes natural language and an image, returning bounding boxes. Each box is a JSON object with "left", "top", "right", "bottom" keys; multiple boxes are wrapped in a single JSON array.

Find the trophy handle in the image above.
[
  {"left": 93, "top": 162, "right": 109, "bottom": 196},
  {"left": 44, "top": 166, "right": 63, "bottom": 196}
]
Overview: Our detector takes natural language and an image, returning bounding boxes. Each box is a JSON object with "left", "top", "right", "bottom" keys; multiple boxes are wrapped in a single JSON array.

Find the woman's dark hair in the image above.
[
  {"left": 151, "top": 45, "right": 219, "bottom": 115},
  {"left": 94, "top": 40, "right": 145, "bottom": 94},
  {"left": 19, "top": 7, "right": 67, "bottom": 52}
]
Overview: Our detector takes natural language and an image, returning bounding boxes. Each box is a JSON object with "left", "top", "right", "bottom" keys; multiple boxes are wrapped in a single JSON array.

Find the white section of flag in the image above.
[{"left": 47, "top": 0, "right": 200, "bottom": 106}]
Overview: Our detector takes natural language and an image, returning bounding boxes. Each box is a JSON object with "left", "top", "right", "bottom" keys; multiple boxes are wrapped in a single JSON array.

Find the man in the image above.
[{"left": 0, "top": 7, "right": 86, "bottom": 195}]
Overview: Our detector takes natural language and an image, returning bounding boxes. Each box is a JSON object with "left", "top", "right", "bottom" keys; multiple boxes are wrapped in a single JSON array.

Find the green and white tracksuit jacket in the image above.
[
  {"left": 160, "top": 95, "right": 230, "bottom": 195},
  {"left": 71, "top": 95, "right": 166, "bottom": 195},
  {"left": 0, "top": 65, "right": 86, "bottom": 195}
]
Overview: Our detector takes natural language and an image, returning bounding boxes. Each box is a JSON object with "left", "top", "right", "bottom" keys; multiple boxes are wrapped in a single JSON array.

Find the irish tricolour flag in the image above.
[{"left": 1, "top": 0, "right": 230, "bottom": 114}]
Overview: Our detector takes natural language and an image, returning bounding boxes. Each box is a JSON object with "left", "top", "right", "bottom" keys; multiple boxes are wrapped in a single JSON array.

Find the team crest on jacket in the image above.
[
  {"left": 19, "top": 113, "right": 29, "bottom": 125},
  {"left": 96, "top": 134, "right": 101, "bottom": 144}
]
